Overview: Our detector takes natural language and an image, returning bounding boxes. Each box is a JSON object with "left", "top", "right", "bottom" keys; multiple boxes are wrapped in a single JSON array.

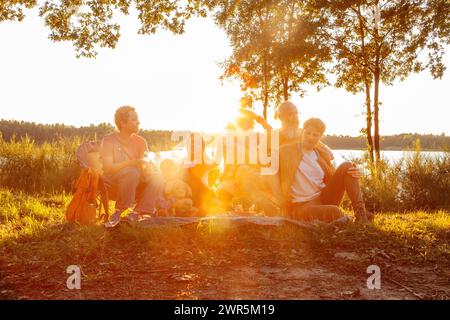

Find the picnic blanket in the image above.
[{"left": 132, "top": 215, "right": 352, "bottom": 230}]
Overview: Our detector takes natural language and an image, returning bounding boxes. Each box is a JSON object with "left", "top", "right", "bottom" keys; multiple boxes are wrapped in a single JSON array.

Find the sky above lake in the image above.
[{"left": 0, "top": 8, "right": 449, "bottom": 136}]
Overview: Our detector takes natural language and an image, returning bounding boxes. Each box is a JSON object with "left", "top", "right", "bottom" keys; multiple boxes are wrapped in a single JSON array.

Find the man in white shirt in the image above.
[
  {"left": 278, "top": 118, "right": 372, "bottom": 223},
  {"left": 290, "top": 148, "right": 327, "bottom": 204}
]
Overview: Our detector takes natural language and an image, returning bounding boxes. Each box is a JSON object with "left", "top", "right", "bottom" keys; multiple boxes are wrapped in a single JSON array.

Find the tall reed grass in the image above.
[
  {"left": 354, "top": 146, "right": 450, "bottom": 212},
  {"left": 0, "top": 134, "right": 80, "bottom": 194}
]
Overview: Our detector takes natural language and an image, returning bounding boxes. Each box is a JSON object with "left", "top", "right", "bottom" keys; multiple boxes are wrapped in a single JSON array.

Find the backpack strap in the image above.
[{"left": 113, "top": 134, "right": 137, "bottom": 161}]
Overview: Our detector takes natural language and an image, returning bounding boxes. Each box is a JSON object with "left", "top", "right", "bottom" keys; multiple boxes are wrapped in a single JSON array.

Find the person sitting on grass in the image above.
[
  {"left": 100, "top": 106, "right": 168, "bottom": 228},
  {"left": 277, "top": 117, "right": 373, "bottom": 223}
]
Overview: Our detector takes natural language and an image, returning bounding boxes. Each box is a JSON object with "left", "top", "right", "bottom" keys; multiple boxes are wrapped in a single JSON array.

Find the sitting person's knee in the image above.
[
  {"left": 337, "top": 161, "right": 353, "bottom": 173},
  {"left": 120, "top": 167, "right": 141, "bottom": 181}
]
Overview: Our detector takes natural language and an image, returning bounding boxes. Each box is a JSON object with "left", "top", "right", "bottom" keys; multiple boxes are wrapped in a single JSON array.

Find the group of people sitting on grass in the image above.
[{"left": 97, "top": 104, "right": 373, "bottom": 228}]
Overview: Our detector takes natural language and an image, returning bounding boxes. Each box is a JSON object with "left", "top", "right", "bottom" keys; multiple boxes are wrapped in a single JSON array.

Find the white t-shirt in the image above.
[{"left": 291, "top": 150, "right": 326, "bottom": 203}]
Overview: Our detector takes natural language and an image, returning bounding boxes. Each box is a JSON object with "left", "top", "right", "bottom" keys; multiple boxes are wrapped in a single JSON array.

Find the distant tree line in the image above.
[
  {"left": 0, "top": 119, "right": 177, "bottom": 152},
  {"left": 1, "top": 119, "right": 448, "bottom": 151}
]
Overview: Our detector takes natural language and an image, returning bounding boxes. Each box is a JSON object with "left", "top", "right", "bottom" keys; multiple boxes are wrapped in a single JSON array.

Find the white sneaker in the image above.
[{"left": 105, "top": 211, "right": 122, "bottom": 228}]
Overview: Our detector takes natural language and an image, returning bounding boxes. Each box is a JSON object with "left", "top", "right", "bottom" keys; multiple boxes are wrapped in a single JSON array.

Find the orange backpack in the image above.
[
  {"left": 66, "top": 169, "right": 99, "bottom": 225},
  {"left": 66, "top": 141, "right": 110, "bottom": 225}
]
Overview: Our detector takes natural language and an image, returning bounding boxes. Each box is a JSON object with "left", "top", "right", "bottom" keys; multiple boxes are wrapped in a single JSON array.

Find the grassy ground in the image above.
[{"left": 0, "top": 188, "right": 449, "bottom": 300}]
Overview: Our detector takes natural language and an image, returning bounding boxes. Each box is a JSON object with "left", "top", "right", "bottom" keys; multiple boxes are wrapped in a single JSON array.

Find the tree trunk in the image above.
[
  {"left": 283, "top": 76, "right": 289, "bottom": 101},
  {"left": 373, "top": 16, "right": 381, "bottom": 164},
  {"left": 263, "top": 53, "right": 269, "bottom": 120},
  {"left": 357, "top": 4, "right": 374, "bottom": 164},
  {"left": 263, "top": 91, "right": 268, "bottom": 121},
  {"left": 365, "top": 81, "right": 374, "bottom": 164},
  {"left": 374, "top": 63, "right": 381, "bottom": 163}
]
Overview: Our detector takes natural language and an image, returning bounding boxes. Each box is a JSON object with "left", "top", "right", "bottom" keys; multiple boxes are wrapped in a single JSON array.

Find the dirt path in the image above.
[{"left": 1, "top": 226, "right": 448, "bottom": 300}]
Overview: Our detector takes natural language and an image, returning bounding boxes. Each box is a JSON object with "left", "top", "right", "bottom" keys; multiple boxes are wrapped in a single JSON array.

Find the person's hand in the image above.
[
  {"left": 128, "top": 159, "right": 147, "bottom": 168},
  {"left": 142, "top": 161, "right": 158, "bottom": 179},
  {"left": 143, "top": 160, "right": 157, "bottom": 171},
  {"left": 347, "top": 164, "right": 363, "bottom": 179}
]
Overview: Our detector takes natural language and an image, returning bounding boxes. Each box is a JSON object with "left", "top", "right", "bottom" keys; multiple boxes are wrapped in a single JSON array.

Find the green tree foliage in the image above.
[
  {"left": 1, "top": 0, "right": 212, "bottom": 58},
  {"left": 215, "top": 0, "right": 330, "bottom": 119},
  {"left": 0, "top": 0, "right": 37, "bottom": 22},
  {"left": 216, "top": 0, "right": 278, "bottom": 119},
  {"left": 309, "top": 0, "right": 450, "bottom": 164},
  {"left": 270, "top": 2, "right": 330, "bottom": 102}
]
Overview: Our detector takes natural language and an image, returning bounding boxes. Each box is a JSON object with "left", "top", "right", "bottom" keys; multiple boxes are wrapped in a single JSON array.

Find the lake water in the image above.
[
  {"left": 147, "top": 148, "right": 447, "bottom": 167},
  {"left": 332, "top": 150, "right": 446, "bottom": 165}
]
